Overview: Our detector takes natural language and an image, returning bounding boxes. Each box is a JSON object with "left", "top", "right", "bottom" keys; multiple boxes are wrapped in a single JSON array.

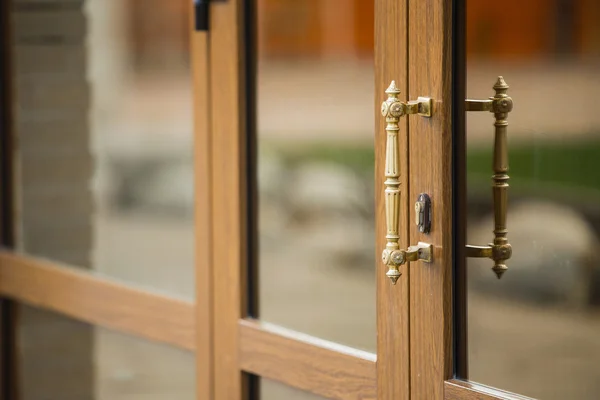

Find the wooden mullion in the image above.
[
  {"left": 190, "top": 0, "right": 213, "bottom": 397},
  {"left": 375, "top": 0, "right": 410, "bottom": 398},
  {"left": 209, "top": 0, "right": 248, "bottom": 398},
  {"left": 408, "top": 0, "right": 455, "bottom": 398}
]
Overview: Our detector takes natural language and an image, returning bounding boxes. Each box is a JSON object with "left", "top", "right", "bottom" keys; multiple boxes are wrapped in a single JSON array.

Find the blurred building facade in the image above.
[{"left": 121, "top": 0, "right": 600, "bottom": 65}]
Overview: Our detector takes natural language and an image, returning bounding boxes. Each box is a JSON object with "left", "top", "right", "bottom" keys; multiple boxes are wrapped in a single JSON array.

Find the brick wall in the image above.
[{"left": 12, "top": 0, "right": 94, "bottom": 398}]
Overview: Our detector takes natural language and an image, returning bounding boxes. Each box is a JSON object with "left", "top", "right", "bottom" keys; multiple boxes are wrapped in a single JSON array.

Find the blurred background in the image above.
[{"left": 9, "top": 0, "right": 600, "bottom": 399}]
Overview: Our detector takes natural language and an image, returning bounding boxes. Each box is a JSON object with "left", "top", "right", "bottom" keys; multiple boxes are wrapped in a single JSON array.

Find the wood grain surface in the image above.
[
  {"left": 0, "top": 251, "right": 195, "bottom": 350},
  {"left": 375, "top": 0, "right": 410, "bottom": 398},
  {"left": 190, "top": 3, "right": 213, "bottom": 398},
  {"left": 408, "top": 0, "right": 455, "bottom": 398},
  {"left": 209, "top": 0, "right": 249, "bottom": 398},
  {"left": 445, "top": 380, "right": 536, "bottom": 400},
  {"left": 239, "top": 319, "right": 376, "bottom": 400}
]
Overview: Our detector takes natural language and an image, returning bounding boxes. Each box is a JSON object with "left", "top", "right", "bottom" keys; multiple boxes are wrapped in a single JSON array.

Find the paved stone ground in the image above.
[{"left": 468, "top": 293, "right": 600, "bottom": 400}]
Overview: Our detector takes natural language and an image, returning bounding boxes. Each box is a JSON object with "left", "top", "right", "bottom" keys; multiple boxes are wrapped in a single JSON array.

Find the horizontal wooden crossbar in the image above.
[
  {"left": 0, "top": 251, "right": 196, "bottom": 350},
  {"left": 445, "top": 379, "right": 536, "bottom": 400},
  {"left": 239, "top": 318, "right": 377, "bottom": 400}
]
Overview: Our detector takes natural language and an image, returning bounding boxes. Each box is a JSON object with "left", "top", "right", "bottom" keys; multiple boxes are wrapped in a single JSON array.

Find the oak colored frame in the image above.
[
  {"left": 407, "top": 0, "right": 455, "bottom": 397},
  {"left": 375, "top": 0, "right": 411, "bottom": 398},
  {"left": 239, "top": 319, "right": 376, "bottom": 399},
  {"left": 191, "top": 12, "right": 213, "bottom": 400},
  {"left": 0, "top": 252, "right": 195, "bottom": 350}
]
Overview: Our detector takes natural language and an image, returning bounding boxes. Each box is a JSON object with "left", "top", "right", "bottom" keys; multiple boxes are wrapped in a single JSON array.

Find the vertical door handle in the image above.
[
  {"left": 380, "top": 81, "right": 433, "bottom": 284},
  {"left": 465, "top": 77, "right": 514, "bottom": 278}
]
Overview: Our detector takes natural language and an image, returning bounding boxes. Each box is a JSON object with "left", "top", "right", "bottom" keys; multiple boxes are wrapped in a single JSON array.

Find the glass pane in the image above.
[
  {"left": 256, "top": 0, "right": 376, "bottom": 351},
  {"left": 18, "top": 305, "right": 194, "bottom": 399},
  {"left": 261, "top": 378, "right": 327, "bottom": 400},
  {"left": 12, "top": 0, "right": 194, "bottom": 298},
  {"left": 466, "top": 1, "right": 600, "bottom": 398}
]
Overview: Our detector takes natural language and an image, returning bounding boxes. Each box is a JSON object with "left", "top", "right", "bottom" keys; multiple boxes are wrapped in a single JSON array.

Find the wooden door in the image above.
[
  {"left": 208, "top": 0, "right": 412, "bottom": 398},
  {"left": 410, "top": 0, "right": 600, "bottom": 399}
]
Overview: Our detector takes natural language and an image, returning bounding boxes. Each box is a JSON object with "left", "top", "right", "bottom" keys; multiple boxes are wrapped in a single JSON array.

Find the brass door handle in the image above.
[
  {"left": 380, "top": 81, "right": 433, "bottom": 284},
  {"left": 465, "top": 77, "right": 513, "bottom": 278}
]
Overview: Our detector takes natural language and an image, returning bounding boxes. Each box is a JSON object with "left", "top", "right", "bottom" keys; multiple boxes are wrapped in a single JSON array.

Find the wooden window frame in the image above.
[
  {"left": 0, "top": 252, "right": 195, "bottom": 350},
  {"left": 209, "top": 0, "right": 410, "bottom": 398},
  {"left": 0, "top": 1, "right": 212, "bottom": 399}
]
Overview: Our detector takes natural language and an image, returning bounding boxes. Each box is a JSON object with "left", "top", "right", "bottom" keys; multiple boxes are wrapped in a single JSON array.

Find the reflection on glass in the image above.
[
  {"left": 261, "top": 378, "right": 327, "bottom": 400},
  {"left": 19, "top": 305, "right": 194, "bottom": 399},
  {"left": 257, "top": 0, "right": 376, "bottom": 351},
  {"left": 12, "top": 1, "right": 194, "bottom": 298},
  {"left": 466, "top": 1, "right": 600, "bottom": 398}
]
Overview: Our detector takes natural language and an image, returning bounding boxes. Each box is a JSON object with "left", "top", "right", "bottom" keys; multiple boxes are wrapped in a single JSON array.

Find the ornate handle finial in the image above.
[
  {"left": 380, "top": 81, "right": 403, "bottom": 284},
  {"left": 465, "top": 76, "right": 514, "bottom": 278},
  {"left": 380, "top": 81, "right": 433, "bottom": 284}
]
